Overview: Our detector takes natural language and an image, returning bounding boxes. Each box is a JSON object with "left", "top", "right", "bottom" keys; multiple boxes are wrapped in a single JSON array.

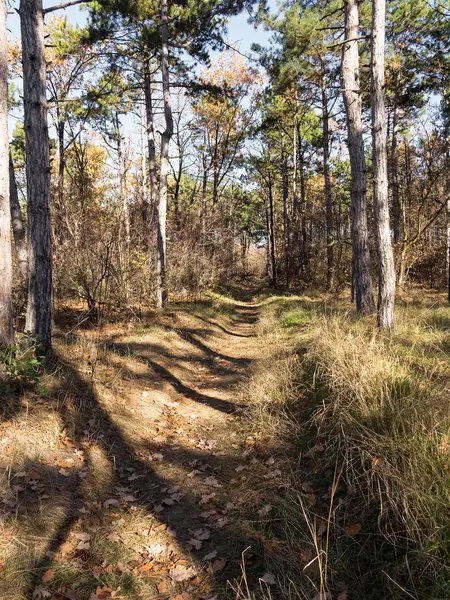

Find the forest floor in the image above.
[
  {"left": 1, "top": 284, "right": 288, "bottom": 600},
  {"left": 2, "top": 284, "right": 450, "bottom": 600}
]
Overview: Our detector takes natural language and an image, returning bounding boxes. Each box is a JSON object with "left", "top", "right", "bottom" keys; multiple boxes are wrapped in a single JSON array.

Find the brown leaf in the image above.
[
  {"left": 157, "top": 580, "right": 169, "bottom": 594},
  {"left": 211, "top": 558, "right": 227, "bottom": 573},
  {"left": 193, "top": 528, "right": 210, "bottom": 541},
  {"left": 203, "top": 550, "right": 217, "bottom": 561},
  {"left": 263, "top": 469, "right": 281, "bottom": 479},
  {"left": 187, "top": 538, "right": 202, "bottom": 551},
  {"left": 169, "top": 564, "right": 196, "bottom": 582},
  {"left": 107, "top": 532, "right": 120, "bottom": 543},
  {"left": 41, "top": 568, "right": 55, "bottom": 583},
  {"left": 258, "top": 504, "right": 272, "bottom": 518},
  {"left": 344, "top": 523, "right": 361, "bottom": 536}
]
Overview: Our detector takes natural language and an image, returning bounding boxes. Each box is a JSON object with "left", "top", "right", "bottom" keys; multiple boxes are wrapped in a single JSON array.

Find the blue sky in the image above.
[{"left": 7, "top": 1, "right": 275, "bottom": 55}]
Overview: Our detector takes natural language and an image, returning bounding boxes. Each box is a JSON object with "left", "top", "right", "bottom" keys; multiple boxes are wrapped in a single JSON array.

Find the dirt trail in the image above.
[{"left": 1, "top": 288, "right": 272, "bottom": 600}]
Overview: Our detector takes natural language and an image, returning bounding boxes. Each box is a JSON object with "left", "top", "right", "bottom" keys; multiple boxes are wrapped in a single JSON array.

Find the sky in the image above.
[
  {"left": 7, "top": 0, "right": 278, "bottom": 155},
  {"left": 7, "top": 2, "right": 275, "bottom": 55}
]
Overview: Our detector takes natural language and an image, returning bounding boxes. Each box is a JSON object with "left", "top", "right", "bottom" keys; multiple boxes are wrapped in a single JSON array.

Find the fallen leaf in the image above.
[
  {"left": 260, "top": 572, "right": 276, "bottom": 585},
  {"left": 305, "top": 494, "right": 316, "bottom": 507},
  {"left": 103, "top": 499, "right": 120, "bottom": 508},
  {"left": 145, "top": 543, "right": 167, "bottom": 556},
  {"left": 344, "top": 523, "right": 361, "bottom": 536},
  {"left": 138, "top": 562, "right": 153, "bottom": 573},
  {"left": 41, "top": 568, "right": 55, "bottom": 583},
  {"left": 199, "top": 493, "right": 215, "bottom": 505},
  {"left": 157, "top": 580, "right": 169, "bottom": 594},
  {"left": 187, "top": 538, "right": 202, "bottom": 550},
  {"left": 204, "top": 476, "right": 222, "bottom": 488},
  {"left": 258, "top": 504, "right": 272, "bottom": 518},
  {"left": 76, "top": 540, "right": 90, "bottom": 550},
  {"left": 301, "top": 482, "right": 315, "bottom": 494},
  {"left": 211, "top": 558, "right": 227, "bottom": 573},
  {"left": 32, "top": 587, "right": 51, "bottom": 599},
  {"left": 193, "top": 528, "right": 210, "bottom": 541},
  {"left": 169, "top": 564, "right": 196, "bottom": 582},
  {"left": 107, "top": 532, "right": 121, "bottom": 543},
  {"left": 264, "top": 469, "right": 282, "bottom": 479},
  {"left": 203, "top": 550, "right": 217, "bottom": 561}
]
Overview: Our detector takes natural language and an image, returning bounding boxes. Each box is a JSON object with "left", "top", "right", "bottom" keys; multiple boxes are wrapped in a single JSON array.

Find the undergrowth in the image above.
[{"left": 243, "top": 290, "right": 450, "bottom": 600}]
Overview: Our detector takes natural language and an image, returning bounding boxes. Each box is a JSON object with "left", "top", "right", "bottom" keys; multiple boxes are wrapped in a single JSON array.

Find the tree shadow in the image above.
[
  {"left": 194, "top": 314, "right": 255, "bottom": 339},
  {"left": 18, "top": 353, "right": 261, "bottom": 599},
  {"left": 160, "top": 325, "right": 252, "bottom": 366},
  {"left": 104, "top": 340, "right": 244, "bottom": 414}
]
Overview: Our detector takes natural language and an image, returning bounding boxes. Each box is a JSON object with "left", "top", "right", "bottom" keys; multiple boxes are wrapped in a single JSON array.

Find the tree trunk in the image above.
[
  {"left": 56, "top": 117, "right": 65, "bottom": 227},
  {"left": 371, "top": 0, "right": 396, "bottom": 330},
  {"left": 321, "top": 84, "right": 334, "bottom": 290},
  {"left": 391, "top": 101, "right": 401, "bottom": 245},
  {"left": 0, "top": 0, "right": 13, "bottom": 345},
  {"left": 156, "top": 0, "right": 173, "bottom": 309},
  {"left": 281, "top": 140, "right": 290, "bottom": 286},
  {"left": 9, "top": 152, "right": 28, "bottom": 281},
  {"left": 342, "top": 0, "right": 375, "bottom": 314},
  {"left": 268, "top": 174, "right": 276, "bottom": 286},
  {"left": 140, "top": 94, "right": 149, "bottom": 231},
  {"left": 20, "top": 0, "right": 53, "bottom": 353},
  {"left": 298, "top": 128, "right": 308, "bottom": 268}
]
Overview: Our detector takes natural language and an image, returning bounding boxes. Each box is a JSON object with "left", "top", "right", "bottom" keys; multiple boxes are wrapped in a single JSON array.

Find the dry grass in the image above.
[{"left": 242, "top": 289, "right": 450, "bottom": 600}]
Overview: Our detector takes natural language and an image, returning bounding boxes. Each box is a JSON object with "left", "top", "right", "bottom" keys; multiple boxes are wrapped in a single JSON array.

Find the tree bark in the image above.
[
  {"left": 342, "top": 0, "right": 375, "bottom": 314},
  {"left": 444, "top": 125, "right": 450, "bottom": 303},
  {"left": 143, "top": 59, "right": 158, "bottom": 218},
  {"left": 371, "top": 0, "right": 396, "bottom": 330},
  {"left": 321, "top": 84, "right": 334, "bottom": 290},
  {"left": 268, "top": 173, "right": 276, "bottom": 286},
  {"left": 9, "top": 152, "right": 28, "bottom": 281},
  {"left": 0, "top": 0, "right": 13, "bottom": 345},
  {"left": 156, "top": 0, "right": 173, "bottom": 309},
  {"left": 391, "top": 101, "right": 401, "bottom": 245},
  {"left": 281, "top": 139, "right": 290, "bottom": 286},
  {"left": 140, "top": 94, "right": 149, "bottom": 230},
  {"left": 20, "top": 0, "right": 53, "bottom": 353}
]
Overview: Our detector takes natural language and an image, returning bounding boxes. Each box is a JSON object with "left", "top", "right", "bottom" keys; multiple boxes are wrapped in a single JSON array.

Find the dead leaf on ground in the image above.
[
  {"left": 203, "top": 550, "right": 217, "bottom": 561},
  {"left": 344, "top": 523, "right": 361, "bottom": 536},
  {"left": 32, "top": 587, "right": 51, "bottom": 600},
  {"left": 263, "top": 469, "right": 282, "bottom": 479},
  {"left": 170, "top": 564, "right": 196, "bottom": 582},
  {"left": 187, "top": 538, "right": 202, "bottom": 551},
  {"left": 41, "top": 568, "right": 55, "bottom": 583},
  {"left": 204, "top": 476, "right": 222, "bottom": 487},
  {"left": 199, "top": 493, "right": 216, "bottom": 505},
  {"left": 157, "top": 580, "right": 169, "bottom": 594},
  {"left": 193, "top": 528, "right": 210, "bottom": 541},
  {"left": 260, "top": 572, "right": 276, "bottom": 585},
  {"left": 258, "top": 504, "right": 272, "bottom": 517},
  {"left": 145, "top": 543, "right": 166, "bottom": 556},
  {"left": 211, "top": 558, "right": 227, "bottom": 573}
]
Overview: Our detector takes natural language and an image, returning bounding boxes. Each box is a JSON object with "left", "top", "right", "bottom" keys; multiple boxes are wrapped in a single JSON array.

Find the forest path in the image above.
[{"left": 1, "top": 286, "right": 278, "bottom": 600}]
